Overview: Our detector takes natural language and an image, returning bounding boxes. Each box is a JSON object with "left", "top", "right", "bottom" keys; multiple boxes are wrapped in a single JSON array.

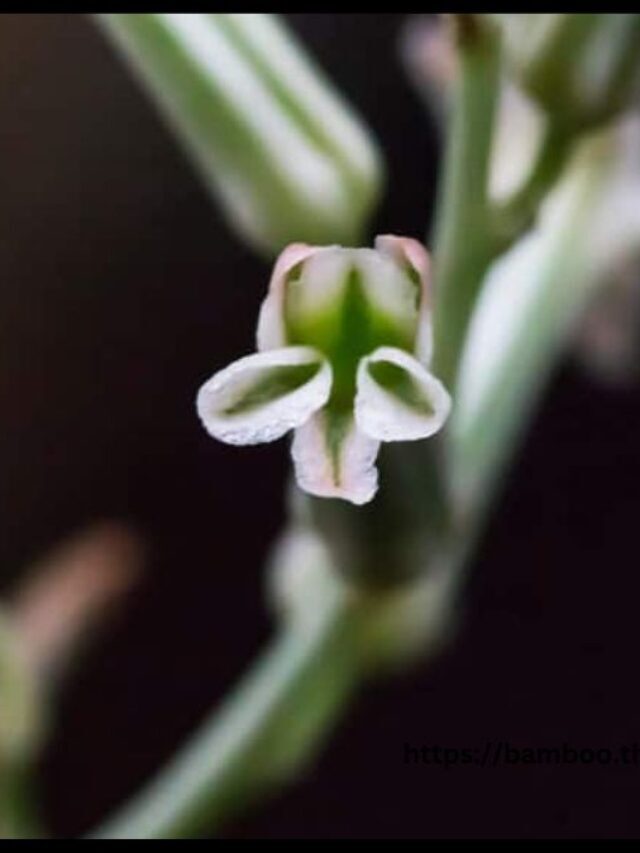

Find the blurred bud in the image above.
[
  {"left": 98, "top": 13, "right": 383, "bottom": 257},
  {"left": 489, "top": 83, "right": 545, "bottom": 202},
  {"left": 0, "top": 522, "right": 144, "bottom": 819},
  {"left": 400, "top": 15, "right": 545, "bottom": 203},
  {"left": 399, "top": 15, "right": 457, "bottom": 128},
  {"left": 11, "top": 521, "right": 145, "bottom": 685},
  {"left": 493, "top": 14, "right": 640, "bottom": 129},
  {"left": 266, "top": 527, "right": 343, "bottom": 629},
  {"left": 197, "top": 236, "right": 451, "bottom": 505}
]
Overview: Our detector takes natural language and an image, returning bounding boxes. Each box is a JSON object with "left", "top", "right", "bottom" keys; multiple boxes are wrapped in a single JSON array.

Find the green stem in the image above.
[
  {"left": 431, "top": 15, "right": 501, "bottom": 390},
  {"left": 0, "top": 613, "right": 42, "bottom": 839},
  {"left": 0, "top": 762, "right": 41, "bottom": 839},
  {"left": 430, "top": 16, "right": 586, "bottom": 390},
  {"left": 450, "top": 126, "right": 633, "bottom": 532},
  {"left": 305, "top": 440, "right": 451, "bottom": 591},
  {"left": 92, "top": 586, "right": 362, "bottom": 839}
]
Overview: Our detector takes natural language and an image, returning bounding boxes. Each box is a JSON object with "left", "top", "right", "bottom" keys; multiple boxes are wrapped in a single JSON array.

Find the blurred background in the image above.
[{"left": 1, "top": 12, "right": 640, "bottom": 839}]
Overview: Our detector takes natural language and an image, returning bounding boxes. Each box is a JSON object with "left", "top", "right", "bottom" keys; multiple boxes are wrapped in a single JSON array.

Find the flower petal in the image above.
[
  {"left": 374, "top": 234, "right": 434, "bottom": 365},
  {"left": 375, "top": 234, "right": 431, "bottom": 290},
  {"left": 355, "top": 346, "right": 451, "bottom": 442},
  {"left": 256, "top": 243, "right": 319, "bottom": 351},
  {"left": 196, "top": 346, "right": 331, "bottom": 445},
  {"left": 352, "top": 249, "right": 421, "bottom": 350},
  {"left": 291, "top": 412, "right": 380, "bottom": 505},
  {"left": 284, "top": 247, "right": 352, "bottom": 345}
]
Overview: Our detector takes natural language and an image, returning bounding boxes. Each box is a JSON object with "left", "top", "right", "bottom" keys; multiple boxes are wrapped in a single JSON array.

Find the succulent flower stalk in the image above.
[{"left": 197, "top": 236, "right": 452, "bottom": 505}]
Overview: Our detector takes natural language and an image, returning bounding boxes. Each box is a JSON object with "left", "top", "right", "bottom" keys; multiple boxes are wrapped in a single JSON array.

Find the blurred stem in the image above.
[
  {"left": 305, "top": 440, "right": 452, "bottom": 590},
  {"left": 0, "top": 614, "right": 42, "bottom": 838},
  {"left": 0, "top": 524, "right": 144, "bottom": 838},
  {"left": 431, "top": 14, "right": 501, "bottom": 390},
  {"left": 93, "top": 586, "right": 362, "bottom": 839},
  {"left": 0, "top": 762, "right": 40, "bottom": 839},
  {"left": 429, "top": 15, "right": 592, "bottom": 391},
  {"left": 451, "top": 126, "right": 625, "bottom": 534}
]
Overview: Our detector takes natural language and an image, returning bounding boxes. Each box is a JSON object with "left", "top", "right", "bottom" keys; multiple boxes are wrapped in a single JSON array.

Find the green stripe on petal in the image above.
[
  {"left": 374, "top": 235, "right": 434, "bottom": 364},
  {"left": 196, "top": 346, "right": 331, "bottom": 445},
  {"left": 356, "top": 249, "right": 422, "bottom": 346},
  {"left": 285, "top": 253, "right": 419, "bottom": 405},
  {"left": 284, "top": 248, "right": 351, "bottom": 352},
  {"left": 366, "top": 360, "right": 435, "bottom": 416},
  {"left": 222, "top": 362, "right": 321, "bottom": 415},
  {"left": 355, "top": 346, "right": 451, "bottom": 442},
  {"left": 291, "top": 412, "right": 380, "bottom": 505}
]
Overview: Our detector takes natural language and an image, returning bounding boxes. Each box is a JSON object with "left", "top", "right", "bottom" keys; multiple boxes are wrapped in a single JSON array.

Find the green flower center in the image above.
[{"left": 284, "top": 260, "right": 420, "bottom": 485}]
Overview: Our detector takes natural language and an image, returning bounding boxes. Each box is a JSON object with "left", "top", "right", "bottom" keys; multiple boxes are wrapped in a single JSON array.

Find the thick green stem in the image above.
[
  {"left": 90, "top": 516, "right": 463, "bottom": 840},
  {"left": 92, "top": 586, "right": 362, "bottom": 839},
  {"left": 451, "top": 127, "right": 626, "bottom": 529},
  {"left": 0, "top": 763, "right": 41, "bottom": 839},
  {"left": 304, "top": 440, "right": 451, "bottom": 591},
  {"left": 0, "top": 613, "right": 42, "bottom": 839},
  {"left": 431, "top": 15, "right": 501, "bottom": 390}
]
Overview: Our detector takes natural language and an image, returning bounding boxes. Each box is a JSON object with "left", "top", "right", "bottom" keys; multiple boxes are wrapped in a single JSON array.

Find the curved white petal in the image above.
[
  {"left": 284, "top": 247, "right": 351, "bottom": 331},
  {"left": 374, "top": 234, "right": 434, "bottom": 365},
  {"left": 355, "top": 249, "right": 420, "bottom": 345},
  {"left": 375, "top": 234, "right": 431, "bottom": 291},
  {"left": 291, "top": 413, "right": 380, "bottom": 505},
  {"left": 256, "top": 243, "right": 319, "bottom": 351},
  {"left": 355, "top": 346, "right": 451, "bottom": 442},
  {"left": 196, "top": 346, "right": 331, "bottom": 445}
]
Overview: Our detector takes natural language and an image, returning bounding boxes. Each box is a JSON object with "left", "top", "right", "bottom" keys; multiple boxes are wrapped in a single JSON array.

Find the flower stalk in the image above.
[
  {"left": 430, "top": 14, "right": 502, "bottom": 390},
  {"left": 94, "top": 115, "right": 639, "bottom": 838},
  {"left": 0, "top": 612, "right": 42, "bottom": 838}
]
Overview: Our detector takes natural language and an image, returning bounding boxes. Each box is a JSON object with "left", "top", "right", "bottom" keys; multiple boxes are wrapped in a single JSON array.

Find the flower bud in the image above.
[
  {"left": 494, "top": 14, "right": 640, "bottom": 129},
  {"left": 98, "top": 13, "right": 383, "bottom": 256},
  {"left": 197, "top": 236, "right": 451, "bottom": 505}
]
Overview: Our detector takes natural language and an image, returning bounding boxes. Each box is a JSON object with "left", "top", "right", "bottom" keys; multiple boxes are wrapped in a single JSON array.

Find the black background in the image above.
[{"left": 1, "top": 12, "right": 640, "bottom": 839}]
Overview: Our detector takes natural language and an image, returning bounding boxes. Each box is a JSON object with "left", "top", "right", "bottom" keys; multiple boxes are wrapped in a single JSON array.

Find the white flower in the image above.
[{"left": 196, "top": 235, "right": 452, "bottom": 505}]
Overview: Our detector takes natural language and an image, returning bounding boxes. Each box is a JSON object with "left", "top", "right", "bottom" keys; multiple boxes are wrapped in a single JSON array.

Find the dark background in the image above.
[{"left": 1, "top": 12, "right": 640, "bottom": 840}]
